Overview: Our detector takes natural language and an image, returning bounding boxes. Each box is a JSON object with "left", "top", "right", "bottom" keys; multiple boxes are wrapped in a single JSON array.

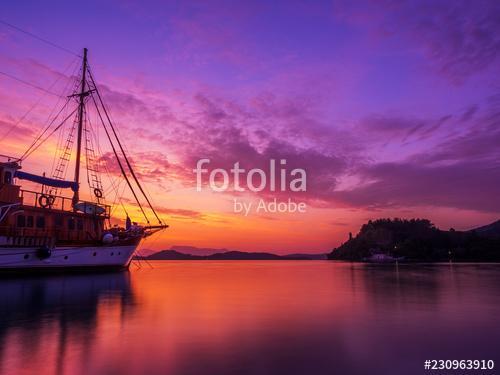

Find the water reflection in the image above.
[
  {"left": 0, "top": 262, "right": 499, "bottom": 375},
  {"left": 0, "top": 272, "right": 134, "bottom": 375}
]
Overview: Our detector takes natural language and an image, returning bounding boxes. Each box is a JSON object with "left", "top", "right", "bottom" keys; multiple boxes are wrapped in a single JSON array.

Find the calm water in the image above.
[{"left": 1, "top": 261, "right": 500, "bottom": 375}]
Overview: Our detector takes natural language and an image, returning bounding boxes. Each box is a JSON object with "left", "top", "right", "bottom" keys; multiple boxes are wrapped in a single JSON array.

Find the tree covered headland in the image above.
[{"left": 328, "top": 218, "right": 500, "bottom": 261}]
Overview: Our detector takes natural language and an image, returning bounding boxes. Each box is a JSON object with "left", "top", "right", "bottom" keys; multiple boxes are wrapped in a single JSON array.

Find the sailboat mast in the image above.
[{"left": 72, "top": 47, "right": 88, "bottom": 207}]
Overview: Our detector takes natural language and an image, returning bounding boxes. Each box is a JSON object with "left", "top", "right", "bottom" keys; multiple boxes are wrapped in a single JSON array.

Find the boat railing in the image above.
[
  {"left": 0, "top": 154, "right": 22, "bottom": 163},
  {"left": 19, "top": 189, "right": 111, "bottom": 218},
  {"left": 0, "top": 225, "right": 100, "bottom": 244},
  {"left": 0, "top": 225, "right": 55, "bottom": 245}
]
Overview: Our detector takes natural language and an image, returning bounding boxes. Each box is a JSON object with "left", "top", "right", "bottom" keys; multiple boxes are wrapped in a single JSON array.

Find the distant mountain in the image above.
[
  {"left": 284, "top": 253, "right": 328, "bottom": 260},
  {"left": 134, "top": 248, "right": 157, "bottom": 257},
  {"left": 470, "top": 220, "right": 500, "bottom": 239},
  {"left": 147, "top": 250, "right": 203, "bottom": 260},
  {"left": 208, "top": 251, "right": 282, "bottom": 260},
  {"left": 169, "top": 245, "right": 229, "bottom": 256},
  {"left": 328, "top": 218, "right": 500, "bottom": 262},
  {"left": 143, "top": 248, "right": 326, "bottom": 260}
]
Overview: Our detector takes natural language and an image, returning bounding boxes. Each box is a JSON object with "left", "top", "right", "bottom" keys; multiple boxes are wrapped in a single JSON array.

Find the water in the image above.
[{"left": 1, "top": 261, "right": 499, "bottom": 375}]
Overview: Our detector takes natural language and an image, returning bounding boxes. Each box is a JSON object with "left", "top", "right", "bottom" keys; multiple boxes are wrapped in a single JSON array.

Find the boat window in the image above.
[
  {"left": 36, "top": 216, "right": 45, "bottom": 229},
  {"left": 55, "top": 214, "right": 63, "bottom": 227},
  {"left": 68, "top": 217, "right": 76, "bottom": 230},
  {"left": 16, "top": 215, "right": 26, "bottom": 227},
  {"left": 26, "top": 215, "right": 34, "bottom": 228},
  {"left": 4, "top": 171, "right": 12, "bottom": 184},
  {"left": 77, "top": 218, "right": 84, "bottom": 230}
]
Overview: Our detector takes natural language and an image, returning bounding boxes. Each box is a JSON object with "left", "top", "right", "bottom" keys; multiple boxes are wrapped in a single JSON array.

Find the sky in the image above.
[{"left": 0, "top": 0, "right": 499, "bottom": 253}]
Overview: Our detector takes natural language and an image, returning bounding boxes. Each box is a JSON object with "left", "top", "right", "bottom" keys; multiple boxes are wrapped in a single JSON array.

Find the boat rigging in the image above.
[{"left": 0, "top": 47, "right": 168, "bottom": 271}]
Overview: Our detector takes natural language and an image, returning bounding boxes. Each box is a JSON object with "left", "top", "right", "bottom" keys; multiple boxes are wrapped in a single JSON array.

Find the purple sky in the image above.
[{"left": 1, "top": 0, "right": 499, "bottom": 251}]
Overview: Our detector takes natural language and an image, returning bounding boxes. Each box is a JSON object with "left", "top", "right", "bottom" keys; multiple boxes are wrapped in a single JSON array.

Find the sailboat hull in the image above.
[{"left": 0, "top": 244, "right": 138, "bottom": 272}]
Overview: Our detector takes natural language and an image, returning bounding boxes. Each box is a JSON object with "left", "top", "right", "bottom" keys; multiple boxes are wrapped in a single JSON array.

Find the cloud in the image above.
[
  {"left": 156, "top": 207, "right": 206, "bottom": 220},
  {"left": 334, "top": 98, "right": 500, "bottom": 213},
  {"left": 98, "top": 151, "right": 193, "bottom": 189},
  {"left": 337, "top": 0, "right": 500, "bottom": 83},
  {"left": 335, "top": 159, "right": 500, "bottom": 213},
  {"left": 0, "top": 54, "right": 79, "bottom": 95},
  {"left": 4, "top": 47, "right": 497, "bottom": 217},
  {"left": 358, "top": 115, "right": 435, "bottom": 143},
  {"left": 0, "top": 117, "right": 35, "bottom": 141},
  {"left": 167, "top": 93, "right": 351, "bottom": 205},
  {"left": 87, "top": 66, "right": 500, "bottom": 214},
  {"left": 414, "top": 100, "right": 500, "bottom": 164},
  {"left": 91, "top": 85, "right": 355, "bottom": 206}
]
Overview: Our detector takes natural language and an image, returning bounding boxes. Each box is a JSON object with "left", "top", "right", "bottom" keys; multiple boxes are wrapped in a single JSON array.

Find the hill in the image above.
[
  {"left": 283, "top": 253, "right": 327, "bottom": 260},
  {"left": 142, "top": 249, "right": 326, "bottom": 260},
  {"left": 147, "top": 250, "right": 204, "bottom": 260},
  {"left": 168, "top": 245, "right": 229, "bottom": 256},
  {"left": 328, "top": 218, "right": 500, "bottom": 262},
  {"left": 470, "top": 220, "right": 500, "bottom": 239}
]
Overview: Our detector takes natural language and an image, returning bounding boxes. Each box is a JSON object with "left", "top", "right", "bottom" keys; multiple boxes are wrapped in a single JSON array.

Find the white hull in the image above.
[{"left": 0, "top": 244, "right": 138, "bottom": 270}]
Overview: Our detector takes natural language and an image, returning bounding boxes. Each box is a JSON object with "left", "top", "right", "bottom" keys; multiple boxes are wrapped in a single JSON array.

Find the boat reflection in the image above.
[{"left": 0, "top": 271, "right": 134, "bottom": 375}]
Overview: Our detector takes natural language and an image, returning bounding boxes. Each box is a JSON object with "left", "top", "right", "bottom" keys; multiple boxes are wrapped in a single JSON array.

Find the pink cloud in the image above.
[{"left": 336, "top": 0, "right": 500, "bottom": 83}]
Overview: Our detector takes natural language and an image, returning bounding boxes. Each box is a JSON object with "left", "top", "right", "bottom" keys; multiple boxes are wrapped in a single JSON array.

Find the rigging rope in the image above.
[
  {"left": 49, "top": 57, "right": 82, "bottom": 176},
  {"left": 0, "top": 71, "right": 66, "bottom": 98},
  {"left": 0, "top": 29, "right": 167, "bottom": 228},
  {"left": 0, "top": 56, "right": 76, "bottom": 142},
  {"left": 87, "top": 67, "right": 164, "bottom": 225},
  {"left": 20, "top": 107, "right": 78, "bottom": 161},
  {"left": 20, "top": 98, "right": 72, "bottom": 160},
  {"left": 89, "top": 91, "right": 151, "bottom": 224},
  {"left": 19, "top": 62, "right": 80, "bottom": 161},
  {"left": 84, "top": 104, "right": 105, "bottom": 201},
  {"left": 90, "top": 104, "right": 130, "bottom": 218},
  {"left": 0, "top": 19, "right": 81, "bottom": 57}
]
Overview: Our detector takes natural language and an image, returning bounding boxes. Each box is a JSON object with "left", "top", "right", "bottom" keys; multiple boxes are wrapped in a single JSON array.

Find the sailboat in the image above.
[{"left": 0, "top": 48, "right": 167, "bottom": 272}]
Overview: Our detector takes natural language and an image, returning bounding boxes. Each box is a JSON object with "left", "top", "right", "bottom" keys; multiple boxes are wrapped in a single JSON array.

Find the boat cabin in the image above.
[{"left": 0, "top": 159, "right": 110, "bottom": 247}]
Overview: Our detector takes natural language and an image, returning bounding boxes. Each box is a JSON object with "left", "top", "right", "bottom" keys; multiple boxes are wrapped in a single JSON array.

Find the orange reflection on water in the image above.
[{"left": 1, "top": 262, "right": 500, "bottom": 375}]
